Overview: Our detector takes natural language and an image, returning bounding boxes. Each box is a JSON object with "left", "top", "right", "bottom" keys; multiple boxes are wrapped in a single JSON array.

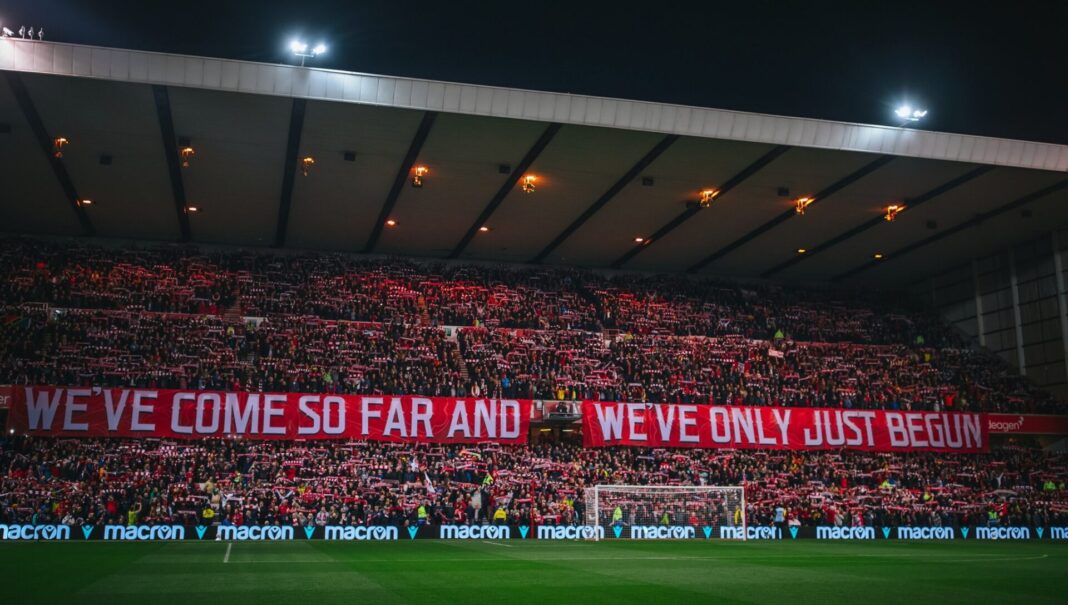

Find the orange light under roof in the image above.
[
  {"left": 479, "top": 226, "right": 490, "bottom": 232},
  {"left": 874, "top": 253, "right": 884, "bottom": 259},
  {"left": 794, "top": 196, "right": 815, "bottom": 215},
  {"left": 76, "top": 199, "right": 92, "bottom": 207},
  {"left": 521, "top": 174, "right": 537, "bottom": 193},
  {"left": 884, "top": 204, "right": 905, "bottom": 222},
  {"left": 699, "top": 188, "right": 719, "bottom": 208},
  {"left": 53, "top": 137, "right": 69, "bottom": 158},
  {"left": 634, "top": 237, "right": 645, "bottom": 243},
  {"left": 797, "top": 248, "right": 807, "bottom": 254},
  {"left": 412, "top": 165, "right": 429, "bottom": 187},
  {"left": 180, "top": 146, "right": 196, "bottom": 168},
  {"left": 385, "top": 219, "right": 397, "bottom": 227},
  {"left": 185, "top": 205, "right": 200, "bottom": 213}
]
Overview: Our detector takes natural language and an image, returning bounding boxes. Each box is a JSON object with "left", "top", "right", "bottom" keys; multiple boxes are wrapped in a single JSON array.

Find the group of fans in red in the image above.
[{"left": 0, "top": 237, "right": 1065, "bottom": 533}]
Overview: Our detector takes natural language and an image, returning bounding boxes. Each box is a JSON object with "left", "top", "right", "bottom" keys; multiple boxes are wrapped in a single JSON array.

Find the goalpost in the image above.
[{"left": 583, "top": 485, "right": 746, "bottom": 541}]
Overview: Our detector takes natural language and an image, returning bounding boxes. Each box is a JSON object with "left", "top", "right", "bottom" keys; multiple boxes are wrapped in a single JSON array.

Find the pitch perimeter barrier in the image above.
[{"left": 3, "top": 524, "right": 1068, "bottom": 541}]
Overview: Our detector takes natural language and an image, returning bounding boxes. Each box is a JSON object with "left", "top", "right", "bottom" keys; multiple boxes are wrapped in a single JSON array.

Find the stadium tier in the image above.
[
  {"left": 2, "top": 438, "right": 1066, "bottom": 531},
  {"left": 1, "top": 236, "right": 1066, "bottom": 539},
  {"left": 0, "top": 237, "right": 1056, "bottom": 412}
]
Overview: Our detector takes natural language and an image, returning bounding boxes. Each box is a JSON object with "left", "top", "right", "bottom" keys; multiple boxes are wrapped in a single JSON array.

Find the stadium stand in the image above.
[
  {"left": 0, "top": 237, "right": 1056, "bottom": 412},
  {"left": 1, "top": 236, "right": 1066, "bottom": 532},
  {"left": 1, "top": 438, "right": 1065, "bottom": 529}
]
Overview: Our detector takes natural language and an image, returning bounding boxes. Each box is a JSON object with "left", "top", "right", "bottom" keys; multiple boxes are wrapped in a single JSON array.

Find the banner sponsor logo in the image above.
[
  {"left": 323, "top": 526, "right": 399, "bottom": 541},
  {"left": 583, "top": 402, "right": 988, "bottom": 453},
  {"left": 629, "top": 525, "right": 696, "bottom": 539},
  {"left": 816, "top": 526, "right": 875, "bottom": 540},
  {"left": 536, "top": 525, "right": 603, "bottom": 540},
  {"left": 439, "top": 525, "right": 511, "bottom": 540},
  {"left": 988, "top": 416, "right": 1026, "bottom": 432},
  {"left": 974, "top": 527, "right": 1031, "bottom": 540},
  {"left": 407, "top": 526, "right": 418, "bottom": 540},
  {"left": 7, "top": 387, "right": 530, "bottom": 444},
  {"left": 1050, "top": 528, "right": 1068, "bottom": 540},
  {"left": 986, "top": 414, "right": 1068, "bottom": 435},
  {"left": 82, "top": 525, "right": 94, "bottom": 539},
  {"left": 1, "top": 524, "right": 71, "bottom": 541},
  {"left": 895, "top": 527, "right": 955, "bottom": 540},
  {"left": 217, "top": 525, "right": 294, "bottom": 541},
  {"left": 789, "top": 527, "right": 798, "bottom": 539},
  {"left": 195, "top": 526, "right": 207, "bottom": 540},
  {"left": 518, "top": 525, "right": 529, "bottom": 539},
  {"left": 103, "top": 525, "right": 185, "bottom": 541},
  {"left": 719, "top": 526, "right": 782, "bottom": 540}
]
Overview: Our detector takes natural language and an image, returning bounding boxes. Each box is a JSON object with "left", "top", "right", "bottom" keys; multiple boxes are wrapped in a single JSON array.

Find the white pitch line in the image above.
[
  {"left": 484, "top": 541, "right": 514, "bottom": 548},
  {"left": 223, "top": 542, "right": 232, "bottom": 563},
  {"left": 223, "top": 553, "right": 1057, "bottom": 564}
]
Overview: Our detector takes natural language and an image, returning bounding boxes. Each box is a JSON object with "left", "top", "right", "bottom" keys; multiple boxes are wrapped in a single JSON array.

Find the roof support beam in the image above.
[
  {"left": 687, "top": 155, "right": 895, "bottom": 273},
  {"left": 4, "top": 72, "right": 94, "bottom": 236},
  {"left": 363, "top": 111, "right": 438, "bottom": 253},
  {"left": 273, "top": 98, "right": 307, "bottom": 247},
  {"left": 611, "top": 145, "right": 790, "bottom": 269},
  {"left": 529, "top": 134, "right": 679, "bottom": 264},
  {"left": 448, "top": 123, "right": 562, "bottom": 259},
  {"left": 833, "top": 178, "right": 1068, "bottom": 282},
  {"left": 760, "top": 165, "right": 995, "bottom": 278},
  {"left": 151, "top": 85, "right": 193, "bottom": 241}
]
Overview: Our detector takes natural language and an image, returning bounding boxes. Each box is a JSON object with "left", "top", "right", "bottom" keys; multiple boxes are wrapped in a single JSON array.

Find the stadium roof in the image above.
[{"left": 1, "top": 39, "right": 1066, "bottom": 286}]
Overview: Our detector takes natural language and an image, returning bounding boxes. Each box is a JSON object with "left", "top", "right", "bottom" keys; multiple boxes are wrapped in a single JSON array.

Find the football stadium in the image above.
[{"left": 1, "top": 4, "right": 1067, "bottom": 604}]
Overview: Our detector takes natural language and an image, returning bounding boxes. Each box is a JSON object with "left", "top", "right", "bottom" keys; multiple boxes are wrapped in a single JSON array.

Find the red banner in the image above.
[
  {"left": 582, "top": 402, "right": 989, "bottom": 453},
  {"left": 986, "top": 413, "right": 1068, "bottom": 435},
  {"left": 5, "top": 387, "right": 530, "bottom": 443}
]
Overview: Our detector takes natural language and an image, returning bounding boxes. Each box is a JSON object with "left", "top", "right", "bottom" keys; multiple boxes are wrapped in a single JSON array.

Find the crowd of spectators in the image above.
[
  {"left": 1, "top": 437, "right": 1064, "bottom": 531},
  {"left": 0, "top": 236, "right": 1066, "bottom": 534},
  {"left": 0, "top": 237, "right": 947, "bottom": 341},
  {"left": 0, "top": 305, "right": 1052, "bottom": 412},
  {"left": 0, "top": 237, "right": 1059, "bottom": 412}
]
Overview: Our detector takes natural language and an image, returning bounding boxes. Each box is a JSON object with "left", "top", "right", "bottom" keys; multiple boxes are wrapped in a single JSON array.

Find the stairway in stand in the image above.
[
  {"left": 222, "top": 302, "right": 243, "bottom": 325},
  {"left": 455, "top": 349, "right": 471, "bottom": 383}
]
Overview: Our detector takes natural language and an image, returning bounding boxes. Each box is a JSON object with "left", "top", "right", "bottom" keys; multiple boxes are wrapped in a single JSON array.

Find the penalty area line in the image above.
[
  {"left": 224, "top": 542, "right": 232, "bottom": 563},
  {"left": 484, "top": 541, "right": 514, "bottom": 548}
]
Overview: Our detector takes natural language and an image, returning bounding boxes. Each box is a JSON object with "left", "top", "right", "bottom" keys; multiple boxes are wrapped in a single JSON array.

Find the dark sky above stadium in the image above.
[{"left": 4, "top": 1, "right": 1067, "bottom": 144}]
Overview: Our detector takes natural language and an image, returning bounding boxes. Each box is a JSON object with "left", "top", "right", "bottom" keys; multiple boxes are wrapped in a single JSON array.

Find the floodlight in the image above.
[
  {"left": 290, "top": 40, "right": 308, "bottom": 54},
  {"left": 1, "top": 27, "right": 11, "bottom": 37},
  {"left": 312, "top": 43, "right": 327, "bottom": 55},
  {"left": 895, "top": 104, "right": 927, "bottom": 123}
]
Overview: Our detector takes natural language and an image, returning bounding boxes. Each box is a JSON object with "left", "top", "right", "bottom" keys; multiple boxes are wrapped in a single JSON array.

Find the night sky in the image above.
[{"left": 4, "top": 0, "right": 1067, "bottom": 144}]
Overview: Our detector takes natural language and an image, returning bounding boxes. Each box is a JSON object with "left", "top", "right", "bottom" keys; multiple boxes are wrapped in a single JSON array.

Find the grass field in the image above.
[{"left": 1, "top": 540, "right": 1065, "bottom": 604}]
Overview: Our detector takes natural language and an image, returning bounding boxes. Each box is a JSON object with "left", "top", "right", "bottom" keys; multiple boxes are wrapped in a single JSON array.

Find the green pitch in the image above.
[{"left": 1, "top": 540, "right": 1065, "bottom": 605}]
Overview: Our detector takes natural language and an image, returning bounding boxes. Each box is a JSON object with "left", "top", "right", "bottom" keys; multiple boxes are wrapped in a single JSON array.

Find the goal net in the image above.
[{"left": 583, "top": 485, "right": 746, "bottom": 541}]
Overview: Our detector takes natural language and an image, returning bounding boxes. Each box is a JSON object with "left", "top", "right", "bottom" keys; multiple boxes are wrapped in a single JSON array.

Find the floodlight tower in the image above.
[{"left": 290, "top": 40, "right": 327, "bottom": 66}]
